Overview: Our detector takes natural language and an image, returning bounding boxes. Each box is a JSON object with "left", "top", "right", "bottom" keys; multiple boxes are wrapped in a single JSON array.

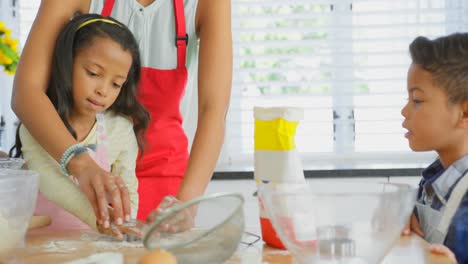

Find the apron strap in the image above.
[
  {"left": 174, "top": 0, "right": 187, "bottom": 69},
  {"left": 101, "top": 0, "right": 115, "bottom": 17},
  {"left": 93, "top": 113, "right": 111, "bottom": 172},
  {"left": 95, "top": 113, "right": 107, "bottom": 148},
  {"left": 435, "top": 170, "right": 468, "bottom": 242}
]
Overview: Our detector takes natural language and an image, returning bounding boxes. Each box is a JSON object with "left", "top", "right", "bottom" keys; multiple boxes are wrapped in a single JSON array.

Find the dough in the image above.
[{"left": 28, "top": 215, "right": 52, "bottom": 229}]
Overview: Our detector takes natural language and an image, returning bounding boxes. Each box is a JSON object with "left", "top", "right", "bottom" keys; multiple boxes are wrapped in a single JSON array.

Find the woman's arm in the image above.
[
  {"left": 12, "top": 0, "right": 85, "bottom": 161},
  {"left": 11, "top": 0, "right": 130, "bottom": 227},
  {"left": 176, "top": 0, "right": 232, "bottom": 201}
]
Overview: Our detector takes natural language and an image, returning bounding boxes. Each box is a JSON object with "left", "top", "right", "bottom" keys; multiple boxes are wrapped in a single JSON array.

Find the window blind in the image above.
[
  {"left": 217, "top": 0, "right": 468, "bottom": 171},
  {"left": 18, "top": 0, "right": 39, "bottom": 46}
]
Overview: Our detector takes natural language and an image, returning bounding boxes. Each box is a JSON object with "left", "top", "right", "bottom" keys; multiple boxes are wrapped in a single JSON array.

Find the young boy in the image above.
[{"left": 402, "top": 33, "right": 468, "bottom": 264}]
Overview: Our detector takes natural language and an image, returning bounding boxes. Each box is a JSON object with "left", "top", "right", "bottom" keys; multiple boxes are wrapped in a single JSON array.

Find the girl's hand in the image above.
[
  {"left": 429, "top": 244, "right": 457, "bottom": 263},
  {"left": 146, "top": 195, "right": 195, "bottom": 233},
  {"left": 96, "top": 220, "right": 124, "bottom": 240},
  {"left": 97, "top": 207, "right": 145, "bottom": 241},
  {"left": 402, "top": 212, "right": 425, "bottom": 237},
  {"left": 67, "top": 154, "right": 131, "bottom": 228}
]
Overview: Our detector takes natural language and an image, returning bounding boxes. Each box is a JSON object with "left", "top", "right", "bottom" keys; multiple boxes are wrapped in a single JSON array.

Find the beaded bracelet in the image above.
[{"left": 60, "top": 143, "right": 88, "bottom": 176}]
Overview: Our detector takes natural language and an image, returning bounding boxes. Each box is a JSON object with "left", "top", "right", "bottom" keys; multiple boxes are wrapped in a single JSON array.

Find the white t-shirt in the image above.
[{"left": 88, "top": 0, "right": 200, "bottom": 146}]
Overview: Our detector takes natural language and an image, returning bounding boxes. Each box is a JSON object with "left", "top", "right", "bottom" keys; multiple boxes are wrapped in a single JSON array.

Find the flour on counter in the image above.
[
  {"left": 64, "top": 252, "right": 123, "bottom": 264},
  {"left": 33, "top": 231, "right": 143, "bottom": 253},
  {"left": 40, "top": 241, "right": 77, "bottom": 253},
  {"left": 80, "top": 231, "right": 143, "bottom": 249}
]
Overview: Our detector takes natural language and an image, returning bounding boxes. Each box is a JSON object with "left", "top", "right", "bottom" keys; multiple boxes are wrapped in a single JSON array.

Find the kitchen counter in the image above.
[{"left": 9, "top": 228, "right": 451, "bottom": 264}]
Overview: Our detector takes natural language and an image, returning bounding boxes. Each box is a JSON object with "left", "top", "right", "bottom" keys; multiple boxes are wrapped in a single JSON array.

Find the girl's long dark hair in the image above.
[{"left": 10, "top": 14, "right": 150, "bottom": 157}]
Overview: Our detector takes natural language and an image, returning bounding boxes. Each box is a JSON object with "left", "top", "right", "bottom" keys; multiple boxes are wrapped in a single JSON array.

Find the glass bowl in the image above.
[
  {"left": 0, "top": 158, "right": 25, "bottom": 169},
  {"left": 0, "top": 169, "right": 39, "bottom": 259},
  {"left": 143, "top": 193, "right": 245, "bottom": 264},
  {"left": 258, "top": 181, "right": 417, "bottom": 264}
]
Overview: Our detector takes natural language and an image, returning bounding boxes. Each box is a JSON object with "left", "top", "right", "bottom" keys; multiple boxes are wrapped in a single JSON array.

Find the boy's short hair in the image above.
[{"left": 410, "top": 33, "right": 468, "bottom": 103}]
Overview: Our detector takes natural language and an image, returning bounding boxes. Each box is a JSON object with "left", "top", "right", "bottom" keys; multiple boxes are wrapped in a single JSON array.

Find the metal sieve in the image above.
[{"left": 143, "top": 192, "right": 245, "bottom": 264}]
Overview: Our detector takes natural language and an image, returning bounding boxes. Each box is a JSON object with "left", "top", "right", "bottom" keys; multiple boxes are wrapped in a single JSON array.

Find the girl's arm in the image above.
[
  {"left": 11, "top": 0, "right": 130, "bottom": 227},
  {"left": 176, "top": 0, "right": 232, "bottom": 202},
  {"left": 20, "top": 126, "right": 97, "bottom": 229}
]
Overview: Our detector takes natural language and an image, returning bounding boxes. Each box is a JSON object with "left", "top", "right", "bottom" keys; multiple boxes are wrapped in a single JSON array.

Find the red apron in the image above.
[{"left": 101, "top": 0, "right": 189, "bottom": 220}]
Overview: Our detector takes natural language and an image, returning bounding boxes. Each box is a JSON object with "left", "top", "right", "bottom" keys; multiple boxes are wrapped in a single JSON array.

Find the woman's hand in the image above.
[
  {"left": 429, "top": 244, "right": 457, "bottom": 263},
  {"left": 67, "top": 154, "right": 131, "bottom": 228},
  {"left": 402, "top": 212, "right": 425, "bottom": 237},
  {"left": 146, "top": 196, "right": 195, "bottom": 233}
]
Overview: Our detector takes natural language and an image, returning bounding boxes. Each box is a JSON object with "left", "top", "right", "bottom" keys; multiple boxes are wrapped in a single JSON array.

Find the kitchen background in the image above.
[{"left": 1, "top": 0, "right": 467, "bottom": 228}]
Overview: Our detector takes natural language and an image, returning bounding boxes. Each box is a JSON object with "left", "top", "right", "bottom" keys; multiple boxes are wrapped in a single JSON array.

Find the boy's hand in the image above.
[
  {"left": 430, "top": 244, "right": 457, "bottom": 263},
  {"left": 402, "top": 212, "right": 425, "bottom": 237}
]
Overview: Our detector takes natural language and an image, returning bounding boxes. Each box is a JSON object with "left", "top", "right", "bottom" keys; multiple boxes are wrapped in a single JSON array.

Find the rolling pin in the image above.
[{"left": 28, "top": 215, "right": 52, "bottom": 229}]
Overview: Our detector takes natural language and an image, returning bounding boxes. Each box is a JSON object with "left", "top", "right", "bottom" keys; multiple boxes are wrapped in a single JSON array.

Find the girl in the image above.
[
  {"left": 10, "top": 13, "right": 149, "bottom": 232},
  {"left": 12, "top": 0, "right": 232, "bottom": 226}
]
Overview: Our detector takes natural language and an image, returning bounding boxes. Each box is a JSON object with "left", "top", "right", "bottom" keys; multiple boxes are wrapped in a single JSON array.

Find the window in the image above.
[
  {"left": 217, "top": 0, "right": 468, "bottom": 171},
  {"left": 12, "top": 0, "right": 468, "bottom": 171}
]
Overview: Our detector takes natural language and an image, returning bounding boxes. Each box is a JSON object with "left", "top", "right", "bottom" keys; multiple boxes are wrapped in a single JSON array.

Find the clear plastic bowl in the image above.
[
  {"left": 143, "top": 193, "right": 245, "bottom": 264},
  {"left": 258, "top": 181, "right": 417, "bottom": 264},
  {"left": 0, "top": 158, "right": 25, "bottom": 169},
  {"left": 0, "top": 169, "right": 39, "bottom": 259}
]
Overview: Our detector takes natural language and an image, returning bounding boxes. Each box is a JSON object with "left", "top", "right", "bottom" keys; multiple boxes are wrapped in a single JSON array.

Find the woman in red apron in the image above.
[
  {"left": 100, "top": 0, "right": 189, "bottom": 220},
  {"left": 12, "top": 0, "right": 232, "bottom": 228}
]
